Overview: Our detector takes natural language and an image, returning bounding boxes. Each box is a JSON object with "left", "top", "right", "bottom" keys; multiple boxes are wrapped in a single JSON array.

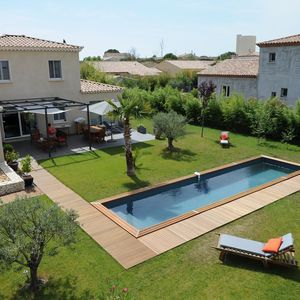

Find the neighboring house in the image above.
[
  {"left": 155, "top": 60, "right": 213, "bottom": 76},
  {"left": 103, "top": 52, "right": 131, "bottom": 61},
  {"left": 0, "top": 34, "right": 122, "bottom": 143},
  {"left": 92, "top": 61, "right": 161, "bottom": 77},
  {"left": 257, "top": 34, "right": 300, "bottom": 105},
  {"left": 198, "top": 34, "right": 300, "bottom": 105},
  {"left": 198, "top": 57, "right": 259, "bottom": 99}
]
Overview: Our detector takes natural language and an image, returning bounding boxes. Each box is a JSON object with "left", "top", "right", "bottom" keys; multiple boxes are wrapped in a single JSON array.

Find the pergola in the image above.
[{"left": 0, "top": 97, "right": 92, "bottom": 157}]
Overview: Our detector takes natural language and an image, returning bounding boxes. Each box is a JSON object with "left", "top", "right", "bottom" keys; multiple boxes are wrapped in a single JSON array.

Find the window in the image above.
[
  {"left": 280, "top": 88, "right": 288, "bottom": 98},
  {"left": 271, "top": 91, "right": 276, "bottom": 97},
  {"left": 48, "top": 60, "right": 62, "bottom": 79},
  {"left": 269, "top": 53, "right": 276, "bottom": 63},
  {"left": 0, "top": 60, "right": 10, "bottom": 81},
  {"left": 222, "top": 85, "right": 230, "bottom": 97},
  {"left": 53, "top": 112, "right": 66, "bottom": 122}
]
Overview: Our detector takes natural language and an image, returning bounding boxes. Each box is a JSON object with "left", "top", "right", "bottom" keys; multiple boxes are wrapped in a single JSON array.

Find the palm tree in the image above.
[{"left": 108, "top": 90, "right": 149, "bottom": 176}]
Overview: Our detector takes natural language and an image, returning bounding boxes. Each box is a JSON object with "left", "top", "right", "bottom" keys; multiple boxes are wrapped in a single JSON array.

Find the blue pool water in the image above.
[{"left": 104, "top": 159, "right": 297, "bottom": 230}]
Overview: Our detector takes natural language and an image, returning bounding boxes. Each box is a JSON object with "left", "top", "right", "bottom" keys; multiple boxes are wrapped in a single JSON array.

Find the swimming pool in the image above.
[{"left": 95, "top": 156, "right": 300, "bottom": 237}]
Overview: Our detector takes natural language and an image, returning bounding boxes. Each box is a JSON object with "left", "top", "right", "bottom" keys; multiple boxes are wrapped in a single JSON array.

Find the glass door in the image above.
[
  {"left": 2, "top": 112, "right": 36, "bottom": 139},
  {"left": 2, "top": 113, "right": 21, "bottom": 138}
]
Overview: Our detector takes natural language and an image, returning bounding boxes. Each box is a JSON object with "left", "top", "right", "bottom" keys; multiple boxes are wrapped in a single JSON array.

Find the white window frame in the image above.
[
  {"left": 48, "top": 60, "right": 63, "bottom": 80},
  {"left": 222, "top": 85, "right": 230, "bottom": 97},
  {"left": 0, "top": 60, "right": 12, "bottom": 83},
  {"left": 269, "top": 52, "right": 276, "bottom": 63},
  {"left": 280, "top": 88, "right": 288, "bottom": 98}
]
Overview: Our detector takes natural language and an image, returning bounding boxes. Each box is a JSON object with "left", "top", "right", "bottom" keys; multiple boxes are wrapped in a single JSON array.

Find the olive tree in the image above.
[
  {"left": 0, "top": 197, "right": 78, "bottom": 292},
  {"left": 153, "top": 111, "right": 186, "bottom": 151}
]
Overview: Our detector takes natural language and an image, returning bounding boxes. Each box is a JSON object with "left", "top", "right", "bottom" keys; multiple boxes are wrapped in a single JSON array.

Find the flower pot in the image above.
[
  {"left": 8, "top": 161, "right": 19, "bottom": 172},
  {"left": 22, "top": 175, "right": 34, "bottom": 187}
]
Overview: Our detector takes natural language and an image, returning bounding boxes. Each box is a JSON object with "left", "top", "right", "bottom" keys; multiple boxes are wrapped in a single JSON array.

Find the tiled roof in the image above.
[
  {"left": 80, "top": 80, "right": 123, "bottom": 94},
  {"left": 165, "top": 60, "right": 213, "bottom": 70},
  {"left": 0, "top": 34, "right": 83, "bottom": 52},
  {"left": 257, "top": 34, "right": 300, "bottom": 47},
  {"left": 92, "top": 61, "right": 161, "bottom": 76},
  {"left": 198, "top": 57, "right": 259, "bottom": 78}
]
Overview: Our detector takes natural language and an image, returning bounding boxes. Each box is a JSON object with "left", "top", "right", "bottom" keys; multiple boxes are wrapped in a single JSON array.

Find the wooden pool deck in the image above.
[{"left": 32, "top": 159, "right": 300, "bottom": 269}]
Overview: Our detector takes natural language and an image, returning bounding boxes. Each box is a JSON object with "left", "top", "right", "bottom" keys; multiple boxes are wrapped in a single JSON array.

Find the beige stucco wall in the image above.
[
  {"left": 0, "top": 50, "right": 122, "bottom": 138},
  {"left": 0, "top": 50, "right": 81, "bottom": 100}
]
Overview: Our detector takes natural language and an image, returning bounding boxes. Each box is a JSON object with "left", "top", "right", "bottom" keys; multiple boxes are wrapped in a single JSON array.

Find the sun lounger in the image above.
[
  {"left": 215, "top": 233, "right": 297, "bottom": 268},
  {"left": 220, "top": 131, "right": 230, "bottom": 147}
]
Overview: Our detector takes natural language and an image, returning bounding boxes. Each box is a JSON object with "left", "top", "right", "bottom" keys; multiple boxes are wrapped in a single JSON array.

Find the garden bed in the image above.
[{"left": 0, "top": 162, "right": 24, "bottom": 196}]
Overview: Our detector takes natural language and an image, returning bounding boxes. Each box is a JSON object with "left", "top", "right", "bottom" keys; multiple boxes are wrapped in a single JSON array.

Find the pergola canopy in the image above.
[
  {"left": 0, "top": 97, "right": 86, "bottom": 114},
  {"left": 0, "top": 97, "right": 93, "bottom": 157}
]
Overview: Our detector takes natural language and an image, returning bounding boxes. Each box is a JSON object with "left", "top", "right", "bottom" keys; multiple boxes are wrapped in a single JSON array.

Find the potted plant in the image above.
[
  {"left": 5, "top": 149, "right": 20, "bottom": 172},
  {"left": 20, "top": 155, "right": 34, "bottom": 187},
  {"left": 137, "top": 124, "right": 147, "bottom": 134}
]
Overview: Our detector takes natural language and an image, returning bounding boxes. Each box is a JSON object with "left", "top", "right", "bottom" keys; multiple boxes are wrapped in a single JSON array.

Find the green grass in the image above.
[
  {"left": 2, "top": 124, "right": 300, "bottom": 299},
  {"left": 0, "top": 194, "right": 299, "bottom": 299},
  {"left": 40, "top": 123, "right": 300, "bottom": 202}
]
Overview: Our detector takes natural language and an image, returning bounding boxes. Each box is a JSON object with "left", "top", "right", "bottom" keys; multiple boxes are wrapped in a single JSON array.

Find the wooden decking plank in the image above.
[{"left": 139, "top": 228, "right": 186, "bottom": 254}]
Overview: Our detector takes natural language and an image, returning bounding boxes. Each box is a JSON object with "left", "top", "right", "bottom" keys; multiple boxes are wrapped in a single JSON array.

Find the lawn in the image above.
[
  {"left": 2, "top": 123, "right": 300, "bottom": 299},
  {"left": 40, "top": 122, "right": 300, "bottom": 202},
  {"left": 0, "top": 194, "right": 299, "bottom": 299}
]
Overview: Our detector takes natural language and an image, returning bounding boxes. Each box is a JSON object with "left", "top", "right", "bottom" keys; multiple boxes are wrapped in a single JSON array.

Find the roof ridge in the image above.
[
  {"left": 0, "top": 34, "right": 82, "bottom": 50},
  {"left": 260, "top": 33, "right": 300, "bottom": 43}
]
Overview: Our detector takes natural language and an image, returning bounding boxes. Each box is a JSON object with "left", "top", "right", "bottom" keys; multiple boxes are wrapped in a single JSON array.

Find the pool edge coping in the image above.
[{"left": 91, "top": 155, "right": 300, "bottom": 238}]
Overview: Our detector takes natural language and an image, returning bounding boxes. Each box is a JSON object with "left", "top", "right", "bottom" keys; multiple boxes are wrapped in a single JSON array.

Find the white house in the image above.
[
  {"left": 0, "top": 34, "right": 123, "bottom": 150},
  {"left": 198, "top": 34, "right": 300, "bottom": 105},
  {"left": 198, "top": 57, "right": 259, "bottom": 99},
  {"left": 257, "top": 34, "right": 300, "bottom": 105}
]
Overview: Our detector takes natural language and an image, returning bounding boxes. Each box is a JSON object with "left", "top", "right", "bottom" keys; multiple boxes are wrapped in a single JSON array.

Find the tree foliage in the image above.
[
  {"left": 163, "top": 53, "right": 178, "bottom": 60},
  {"left": 0, "top": 197, "right": 78, "bottom": 292},
  {"left": 83, "top": 56, "right": 102, "bottom": 61},
  {"left": 153, "top": 111, "right": 186, "bottom": 151},
  {"left": 198, "top": 80, "right": 216, "bottom": 137},
  {"left": 108, "top": 90, "right": 150, "bottom": 176},
  {"left": 80, "top": 62, "right": 115, "bottom": 84},
  {"left": 105, "top": 49, "right": 120, "bottom": 53},
  {"left": 217, "top": 51, "right": 236, "bottom": 61}
]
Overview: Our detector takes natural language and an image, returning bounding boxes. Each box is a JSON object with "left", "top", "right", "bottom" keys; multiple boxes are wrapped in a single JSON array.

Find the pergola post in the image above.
[
  {"left": 44, "top": 107, "right": 51, "bottom": 158},
  {"left": 86, "top": 104, "right": 92, "bottom": 151}
]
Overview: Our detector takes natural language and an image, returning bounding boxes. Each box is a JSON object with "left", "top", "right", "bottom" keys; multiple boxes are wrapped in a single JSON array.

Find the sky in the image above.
[{"left": 1, "top": 0, "right": 300, "bottom": 59}]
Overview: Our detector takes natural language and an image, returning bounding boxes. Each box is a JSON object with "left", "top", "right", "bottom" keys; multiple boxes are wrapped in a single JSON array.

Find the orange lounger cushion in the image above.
[{"left": 263, "top": 237, "right": 283, "bottom": 253}]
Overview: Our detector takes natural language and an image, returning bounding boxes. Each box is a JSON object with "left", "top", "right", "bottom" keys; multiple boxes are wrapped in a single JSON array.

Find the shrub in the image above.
[
  {"left": 21, "top": 155, "right": 32, "bottom": 174},
  {"left": 184, "top": 94, "right": 202, "bottom": 124}
]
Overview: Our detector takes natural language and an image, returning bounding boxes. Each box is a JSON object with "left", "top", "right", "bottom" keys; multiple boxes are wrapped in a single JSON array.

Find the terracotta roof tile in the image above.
[
  {"left": 92, "top": 61, "right": 161, "bottom": 76},
  {"left": 0, "top": 34, "right": 82, "bottom": 52},
  {"left": 165, "top": 60, "right": 213, "bottom": 70},
  {"left": 198, "top": 57, "right": 259, "bottom": 78},
  {"left": 257, "top": 34, "right": 300, "bottom": 47},
  {"left": 80, "top": 80, "right": 123, "bottom": 94}
]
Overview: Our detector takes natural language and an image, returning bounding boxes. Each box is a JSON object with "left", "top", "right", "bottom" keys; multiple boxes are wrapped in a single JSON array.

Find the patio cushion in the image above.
[
  {"left": 263, "top": 237, "right": 282, "bottom": 253},
  {"left": 219, "top": 234, "right": 273, "bottom": 257}
]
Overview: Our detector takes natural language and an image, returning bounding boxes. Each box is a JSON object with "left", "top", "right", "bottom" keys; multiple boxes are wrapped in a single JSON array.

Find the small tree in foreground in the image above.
[
  {"left": 153, "top": 111, "right": 186, "bottom": 151},
  {"left": 0, "top": 197, "right": 78, "bottom": 292},
  {"left": 198, "top": 80, "right": 216, "bottom": 137}
]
